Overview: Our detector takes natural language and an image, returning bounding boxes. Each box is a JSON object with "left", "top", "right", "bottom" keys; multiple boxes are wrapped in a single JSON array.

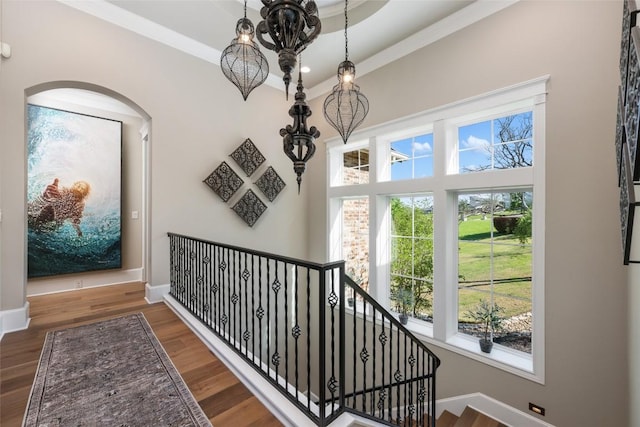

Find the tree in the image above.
[
  {"left": 390, "top": 198, "right": 434, "bottom": 317},
  {"left": 493, "top": 113, "right": 533, "bottom": 169}
]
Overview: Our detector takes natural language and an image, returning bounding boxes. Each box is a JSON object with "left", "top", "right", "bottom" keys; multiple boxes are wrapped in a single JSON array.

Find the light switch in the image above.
[{"left": 131, "top": 210, "right": 139, "bottom": 219}]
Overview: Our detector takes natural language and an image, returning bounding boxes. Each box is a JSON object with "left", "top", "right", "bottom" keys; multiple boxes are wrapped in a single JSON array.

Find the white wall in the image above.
[
  {"left": 307, "top": 1, "right": 629, "bottom": 426},
  {"left": 0, "top": 1, "right": 309, "bottom": 312}
]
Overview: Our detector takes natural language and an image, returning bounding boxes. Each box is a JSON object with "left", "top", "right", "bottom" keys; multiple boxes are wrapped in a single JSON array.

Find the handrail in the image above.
[{"left": 167, "top": 232, "right": 440, "bottom": 426}]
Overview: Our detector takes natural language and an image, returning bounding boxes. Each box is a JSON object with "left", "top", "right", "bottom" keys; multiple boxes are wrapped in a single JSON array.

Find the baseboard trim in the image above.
[
  {"left": 145, "top": 283, "right": 170, "bottom": 304},
  {"left": 0, "top": 302, "right": 31, "bottom": 341},
  {"left": 436, "top": 393, "right": 555, "bottom": 427},
  {"left": 27, "top": 268, "right": 144, "bottom": 296}
]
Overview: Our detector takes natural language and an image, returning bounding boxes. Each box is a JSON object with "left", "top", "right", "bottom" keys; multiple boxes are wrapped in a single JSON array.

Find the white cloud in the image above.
[
  {"left": 462, "top": 135, "right": 490, "bottom": 151},
  {"left": 412, "top": 141, "right": 432, "bottom": 153}
]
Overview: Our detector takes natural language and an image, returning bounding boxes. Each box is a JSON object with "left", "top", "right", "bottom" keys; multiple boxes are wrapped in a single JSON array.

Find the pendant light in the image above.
[
  {"left": 323, "top": 0, "right": 369, "bottom": 143},
  {"left": 220, "top": 0, "right": 269, "bottom": 100}
]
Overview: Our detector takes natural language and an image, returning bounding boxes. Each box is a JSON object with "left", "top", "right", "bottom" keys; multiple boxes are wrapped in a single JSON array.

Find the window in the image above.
[
  {"left": 328, "top": 76, "right": 547, "bottom": 381},
  {"left": 457, "top": 191, "right": 533, "bottom": 354}
]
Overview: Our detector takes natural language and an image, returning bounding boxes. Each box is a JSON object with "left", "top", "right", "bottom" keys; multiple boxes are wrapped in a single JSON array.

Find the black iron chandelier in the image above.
[
  {"left": 323, "top": 0, "right": 369, "bottom": 144},
  {"left": 281, "top": 62, "right": 320, "bottom": 193},
  {"left": 256, "top": 0, "right": 321, "bottom": 99},
  {"left": 221, "top": 1, "right": 368, "bottom": 192}
]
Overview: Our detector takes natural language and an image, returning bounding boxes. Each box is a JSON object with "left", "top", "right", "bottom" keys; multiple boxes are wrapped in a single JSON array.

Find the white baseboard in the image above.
[
  {"left": 27, "top": 268, "right": 144, "bottom": 296},
  {"left": 145, "top": 283, "right": 169, "bottom": 304},
  {"left": 436, "top": 393, "right": 555, "bottom": 427},
  {"left": 0, "top": 301, "right": 31, "bottom": 341}
]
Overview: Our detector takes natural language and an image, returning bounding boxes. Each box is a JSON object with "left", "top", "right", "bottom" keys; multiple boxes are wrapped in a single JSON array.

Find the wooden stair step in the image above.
[
  {"left": 453, "top": 406, "right": 508, "bottom": 427},
  {"left": 436, "top": 409, "right": 459, "bottom": 427}
]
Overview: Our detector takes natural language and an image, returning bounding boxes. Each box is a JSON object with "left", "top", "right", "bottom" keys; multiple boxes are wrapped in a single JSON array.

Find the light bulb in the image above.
[
  {"left": 240, "top": 33, "right": 251, "bottom": 43},
  {"left": 343, "top": 73, "right": 353, "bottom": 83}
]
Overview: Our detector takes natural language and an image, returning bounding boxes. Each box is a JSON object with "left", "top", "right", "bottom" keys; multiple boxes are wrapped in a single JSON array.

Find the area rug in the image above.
[{"left": 23, "top": 313, "right": 212, "bottom": 426}]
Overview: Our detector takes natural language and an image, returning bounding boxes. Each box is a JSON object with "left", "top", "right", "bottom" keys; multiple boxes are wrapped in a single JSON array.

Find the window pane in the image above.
[
  {"left": 390, "top": 195, "right": 434, "bottom": 323},
  {"left": 390, "top": 133, "right": 433, "bottom": 181},
  {"left": 343, "top": 198, "right": 369, "bottom": 291},
  {"left": 458, "top": 112, "right": 533, "bottom": 174},
  {"left": 343, "top": 149, "right": 369, "bottom": 185},
  {"left": 457, "top": 191, "right": 533, "bottom": 353}
]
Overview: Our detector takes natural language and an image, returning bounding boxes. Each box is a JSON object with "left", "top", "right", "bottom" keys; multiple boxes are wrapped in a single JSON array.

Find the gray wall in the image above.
[
  {"left": 307, "top": 1, "right": 629, "bottom": 426},
  {"left": 0, "top": 0, "right": 309, "bottom": 309}
]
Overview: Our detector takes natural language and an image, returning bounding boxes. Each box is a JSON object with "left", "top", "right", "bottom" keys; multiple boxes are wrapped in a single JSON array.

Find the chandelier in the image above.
[
  {"left": 220, "top": 0, "right": 269, "bottom": 100},
  {"left": 256, "top": 0, "right": 321, "bottom": 99},
  {"left": 323, "top": 0, "right": 369, "bottom": 143},
  {"left": 281, "top": 63, "right": 320, "bottom": 193}
]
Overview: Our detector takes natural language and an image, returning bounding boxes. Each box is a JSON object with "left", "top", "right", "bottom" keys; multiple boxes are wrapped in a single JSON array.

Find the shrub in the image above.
[{"left": 493, "top": 215, "right": 521, "bottom": 234}]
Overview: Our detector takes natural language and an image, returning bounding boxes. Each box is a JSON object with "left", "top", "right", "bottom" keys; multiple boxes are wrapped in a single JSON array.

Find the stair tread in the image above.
[
  {"left": 437, "top": 410, "right": 459, "bottom": 427},
  {"left": 453, "top": 406, "right": 508, "bottom": 427}
]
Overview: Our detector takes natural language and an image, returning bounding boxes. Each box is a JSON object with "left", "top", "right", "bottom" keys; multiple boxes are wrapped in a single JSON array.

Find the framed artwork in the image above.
[
  {"left": 203, "top": 161, "right": 244, "bottom": 202},
  {"left": 27, "top": 104, "right": 122, "bottom": 278},
  {"left": 230, "top": 138, "right": 266, "bottom": 176},
  {"left": 620, "top": 0, "right": 639, "bottom": 99}
]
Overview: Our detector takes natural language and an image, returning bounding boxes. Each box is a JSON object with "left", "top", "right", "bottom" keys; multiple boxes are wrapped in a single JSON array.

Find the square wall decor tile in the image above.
[
  {"left": 203, "top": 161, "right": 244, "bottom": 202},
  {"left": 255, "top": 166, "right": 286, "bottom": 202},
  {"left": 230, "top": 138, "right": 266, "bottom": 177},
  {"left": 232, "top": 189, "right": 267, "bottom": 227}
]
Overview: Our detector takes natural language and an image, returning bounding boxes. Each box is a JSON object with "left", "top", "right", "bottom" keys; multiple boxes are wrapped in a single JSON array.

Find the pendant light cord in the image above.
[
  {"left": 244, "top": 0, "right": 247, "bottom": 19},
  {"left": 344, "top": 0, "right": 349, "bottom": 61}
]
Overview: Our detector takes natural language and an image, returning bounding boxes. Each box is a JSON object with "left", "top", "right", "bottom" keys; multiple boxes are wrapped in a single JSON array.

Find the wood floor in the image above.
[{"left": 0, "top": 282, "right": 283, "bottom": 427}]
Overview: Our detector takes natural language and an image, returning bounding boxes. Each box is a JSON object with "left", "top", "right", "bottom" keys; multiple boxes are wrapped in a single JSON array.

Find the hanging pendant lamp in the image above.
[
  {"left": 323, "top": 0, "right": 369, "bottom": 144},
  {"left": 281, "top": 59, "right": 320, "bottom": 193},
  {"left": 256, "top": 0, "right": 321, "bottom": 99},
  {"left": 220, "top": 1, "right": 269, "bottom": 100}
]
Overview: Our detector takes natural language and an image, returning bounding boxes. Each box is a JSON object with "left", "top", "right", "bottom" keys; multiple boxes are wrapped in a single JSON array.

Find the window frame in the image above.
[{"left": 326, "top": 76, "right": 548, "bottom": 383}]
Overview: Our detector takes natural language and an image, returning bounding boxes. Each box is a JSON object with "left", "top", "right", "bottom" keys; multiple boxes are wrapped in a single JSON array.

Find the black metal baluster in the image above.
[
  {"left": 379, "top": 317, "right": 387, "bottom": 420},
  {"left": 389, "top": 324, "right": 393, "bottom": 423},
  {"left": 284, "top": 262, "right": 289, "bottom": 394},
  {"left": 293, "top": 263, "right": 300, "bottom": 403},
  {"left": 371, "top": 306, "right": 376, "bottom": 416},
  {"left": 243, "top": 252, "right": 249, "bottom": 357},
  {"left": 258, "top": 256, "right": 264, "bottom": 370},
  {"left": 251, "top": 253, "right": 256, "bottom": 361},
  {"left": 404, "top": 334, "right": 408, "bottom": 425},
  {"left": 318, "top": 266, "right": 326, "bottom": 425},
  {"left": 361, "top": 298, "right": 367, "bottom": 414},
  {"left": 267, "top": 259, "right": 271, "bottom": 379},
  {"left": 339, "top": 265, "right": 346, "bottom": 415},
  {"left": 352, "top": 294, "right": 356, "bottom": 410},
  {"left": 306, "top": 266, "right": 311, "bottom": 410},
  {"left": 328, "top": 267, "right": 337, "bottom": 415}
]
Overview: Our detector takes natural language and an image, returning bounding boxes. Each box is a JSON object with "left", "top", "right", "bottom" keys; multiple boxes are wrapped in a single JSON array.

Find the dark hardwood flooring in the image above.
[{"left": 0, "top": 282, "right": 283, "bottom": 427}]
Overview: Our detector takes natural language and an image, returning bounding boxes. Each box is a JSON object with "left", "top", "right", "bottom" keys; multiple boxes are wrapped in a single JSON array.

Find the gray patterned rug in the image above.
[{"left": 23, "top": 313, "right": 212, "bottom": 427}]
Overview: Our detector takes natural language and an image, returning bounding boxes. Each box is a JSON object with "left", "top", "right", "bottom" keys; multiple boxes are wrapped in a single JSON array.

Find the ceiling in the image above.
[{"left": 59, "top": 0, "right": 518, "bottom": 99}]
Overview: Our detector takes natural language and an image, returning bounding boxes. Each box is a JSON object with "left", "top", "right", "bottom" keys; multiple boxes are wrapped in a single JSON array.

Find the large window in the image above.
[{"left": 328, "top": 77, "right": 547, "bottom": 381}]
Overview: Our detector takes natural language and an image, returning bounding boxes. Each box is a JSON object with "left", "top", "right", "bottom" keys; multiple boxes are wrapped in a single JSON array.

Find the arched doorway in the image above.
[{"left": 25, "top": 82, "right": 152, "bottom": 294}]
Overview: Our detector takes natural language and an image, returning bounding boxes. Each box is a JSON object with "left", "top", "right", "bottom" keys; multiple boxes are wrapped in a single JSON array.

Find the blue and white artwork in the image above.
[{"left": 27, "top": 104, "right": 122, "bottom": 278}]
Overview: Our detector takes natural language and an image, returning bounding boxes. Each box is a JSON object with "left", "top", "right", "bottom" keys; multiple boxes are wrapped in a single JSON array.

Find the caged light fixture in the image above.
[
  {"left": 256, "top": 0, "right": 321, "bottom": 99},
  {"left": 280, "top": 58, "right": 320, "bottom": 193},
  {"left": 220, "top": 0, "right": 269, "bottom": 101},
  {"left": 323, "top": 0, "right": 369, "bottom": 144}
]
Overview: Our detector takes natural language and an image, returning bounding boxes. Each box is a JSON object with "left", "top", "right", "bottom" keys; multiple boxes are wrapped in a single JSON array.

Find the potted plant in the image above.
[
  {"left": 467, "top": 300, "right": 504, "bottom": 353},
  {"left": 395, "top": 287, "right": 413, "bottom": 325}
]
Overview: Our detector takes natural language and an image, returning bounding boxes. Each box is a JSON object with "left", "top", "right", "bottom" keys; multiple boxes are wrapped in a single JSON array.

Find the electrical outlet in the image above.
[
  {"left": 75, "top": 280, "right": 83, "bottom": 289},
  {"left": 529, "top": 402, "right": 545, "bottom": 416}
]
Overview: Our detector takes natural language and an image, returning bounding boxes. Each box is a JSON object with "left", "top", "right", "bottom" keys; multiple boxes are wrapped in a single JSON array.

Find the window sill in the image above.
[{"left": 401, "top": 317, "right": 541, "bottom": 384}]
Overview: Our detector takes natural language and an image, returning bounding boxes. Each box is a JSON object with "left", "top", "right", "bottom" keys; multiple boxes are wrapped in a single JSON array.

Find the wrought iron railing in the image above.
[{"left": 168, "top": 233, "right": 440, "bottom": 426}]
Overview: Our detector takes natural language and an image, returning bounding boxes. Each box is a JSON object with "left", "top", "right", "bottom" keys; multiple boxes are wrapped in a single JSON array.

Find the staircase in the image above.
[
  {"left": 436, "top": 406, "right": 507, "bottom": 427},
  {"left": 167, "top": 232, "right": 441, "bottom": 427}
]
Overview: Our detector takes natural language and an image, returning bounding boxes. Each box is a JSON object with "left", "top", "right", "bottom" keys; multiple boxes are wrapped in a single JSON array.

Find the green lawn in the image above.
[{"left": 457, "top": 217, "right": 531, "bottom": 320}]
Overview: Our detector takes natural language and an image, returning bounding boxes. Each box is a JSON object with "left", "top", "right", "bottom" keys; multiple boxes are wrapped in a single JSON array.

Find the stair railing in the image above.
[{"left": 168, "top": 232, "right": 440, "bottom": 426}]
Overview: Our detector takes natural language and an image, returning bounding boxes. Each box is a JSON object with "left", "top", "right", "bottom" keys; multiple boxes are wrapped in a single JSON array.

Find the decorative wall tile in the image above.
[
  {"left": 255, "top": 166, "right": 286, "bottom": 202},
  {"left": 230, "top": 138, "right": 266, "bottom": 177},
  {"left": 232, "top": 189, "right": 267, "bottom": 227},
  {"left": 203, "top": 161, "right": 244, "bottom": 202}
]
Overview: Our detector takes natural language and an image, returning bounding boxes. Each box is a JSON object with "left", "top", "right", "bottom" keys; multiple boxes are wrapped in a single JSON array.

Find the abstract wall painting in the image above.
[{"left": 27, "top": 104, "right": 122, "bottom": 278}]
